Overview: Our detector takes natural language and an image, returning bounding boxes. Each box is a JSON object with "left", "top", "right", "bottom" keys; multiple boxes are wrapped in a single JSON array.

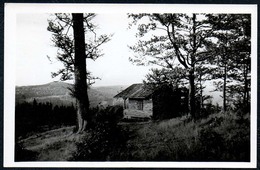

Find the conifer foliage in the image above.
[
  {"left": 47, "top": 13, "right": 111, "bottom": 132},
  {"left": 128, "top": 13, "right": 251, "bottom": 117}
]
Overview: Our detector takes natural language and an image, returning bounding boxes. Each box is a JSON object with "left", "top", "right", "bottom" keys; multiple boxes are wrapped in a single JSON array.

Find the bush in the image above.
[
  {"left": 72, "top": 105, "right": 127, "bottom": 161},
  {"left": 197, "top": 127, "right": 224, "bottom": 161},
  {"left": 152, "top": 85, "right": 188, "bottom": 120},
  {"left": 192, "top": 112, "right": 250, "bottom": 161},
  {"left": 94, "top": 105, "right": 123, "bottom": 125},
  {"left": 72, "top": 123, "right": 128, "bottom": 161},
  {"left": 199, "top": 103, "right": 220, "bottom": 118}
]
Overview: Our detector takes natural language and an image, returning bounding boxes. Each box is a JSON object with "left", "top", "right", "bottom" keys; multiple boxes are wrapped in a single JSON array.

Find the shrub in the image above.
[
  {"left": 194, "top": 112, "right": 250, "bottom": 161},
  {"left": 72, "top": 123, "right": 128, "bottom": 161},
  {"left": 152, "top": 85, "right": 188, "bottom": 120},
  {"left": 199, "top": 103, "right": 220, "bottom": 118},
  {"left": 94, "top": 105, "right": 123, "bottom": 125},
  {"left": 197, "top": 127, "right": 224, "bottom": 161},
  {"left": 72, "top": 105, "right": 127, "bottom": 161}
]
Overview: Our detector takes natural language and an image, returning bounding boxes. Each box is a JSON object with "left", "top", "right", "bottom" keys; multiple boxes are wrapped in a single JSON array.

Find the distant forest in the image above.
[{"left": 15, "top": 99, "right": 76, "bottom": 139}]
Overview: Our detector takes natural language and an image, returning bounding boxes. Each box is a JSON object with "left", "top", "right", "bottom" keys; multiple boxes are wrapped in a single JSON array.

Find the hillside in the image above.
[
  {"left": 16, "top": 82, "right": 222, "bottom": 107},
  {"left": 17, "top": 111, "right": 250, "bottom": 162},
  {"left": 15, "top": 82, "right": 128, "bottom": 107},
  {"left": 94, "top": 85, "right": 128, "bottom": 99}
]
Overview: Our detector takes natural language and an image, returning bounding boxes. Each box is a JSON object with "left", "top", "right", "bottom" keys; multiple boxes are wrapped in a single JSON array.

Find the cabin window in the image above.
[{"left": 137, "top": 100, "right": 143, "bottom": 110}]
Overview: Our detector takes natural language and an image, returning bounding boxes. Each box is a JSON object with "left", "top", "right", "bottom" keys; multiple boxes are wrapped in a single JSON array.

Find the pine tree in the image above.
[
  {"left": 47, "top": 13, "right": 111, "bottom": 132},
  {"left": 208, "top": 14, "right": 251, "bottom": 111},
  {"left": 128, "top": 13, "right": 214, "bottom": 119}
]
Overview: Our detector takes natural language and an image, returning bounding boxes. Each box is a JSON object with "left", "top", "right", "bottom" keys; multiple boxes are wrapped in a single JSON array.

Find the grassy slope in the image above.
[
  {"left": 123, "top": 112, "right": 250, "bottom": 161},
  {"left": 17, "top": 126, "right": 81, "bottom": 161},
  {"left": 17, "top": 111, "right": 250, "bottom": 162}
]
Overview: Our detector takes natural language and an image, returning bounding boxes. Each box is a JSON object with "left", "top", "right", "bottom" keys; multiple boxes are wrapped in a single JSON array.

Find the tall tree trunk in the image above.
[
  {"left": 243, "top": 59, "right": 250, "bottom": 110},
  {"left": 199, "top": 73, "right": 204, "bottom": 110},
  {"left": 189, "top": 69, "right": 196, "bottom": 119},
  {"left": 222, "top": 31, "right": 228, "bottom": 112},
  {"left": 189, "top": 14, "right": 197, "bottom": 119},
  {"left": 223, "top": 63, "right": 227, "bottom": 112},
  {"left": 243, "top": 63, "right": 247, "bottom": 106},
  {"left": 72, "top": 13, "right": 92, "bottom": 133}
]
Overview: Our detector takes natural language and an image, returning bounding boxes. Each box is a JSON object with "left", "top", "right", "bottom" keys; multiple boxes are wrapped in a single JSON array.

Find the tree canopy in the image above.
[
  {"left": 128, "top": 13, "right": 251, "bottom": 118},
  {"left": 47, "top": 13, "right": 112, "bottom": 132},
  {"left": 47, "top": 13, "right": 112, "bottom": 85}
]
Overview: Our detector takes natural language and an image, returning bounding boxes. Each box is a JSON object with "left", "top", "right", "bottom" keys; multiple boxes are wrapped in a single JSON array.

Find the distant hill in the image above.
[
  {"left": 94, "top": 85, "right": 128, "bottom": 99},
  {"left": 16, "top": 81, "right": 221, "bottom": 107},
  {"left": 16, "top": 82, "right": 128, "bottom": 107}
]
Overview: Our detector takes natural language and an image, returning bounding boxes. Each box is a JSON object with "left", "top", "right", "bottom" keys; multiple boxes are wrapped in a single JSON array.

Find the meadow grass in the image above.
[
  {"left": 121, "top": 111, "right": 250, "bottom": 161},
  {"left": 17, "top": 110, "right": 250, "bottom": 162}
]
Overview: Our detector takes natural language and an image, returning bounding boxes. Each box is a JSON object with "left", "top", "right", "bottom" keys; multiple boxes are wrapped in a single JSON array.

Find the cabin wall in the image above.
[
  {"left": 143, "top": 99, "right": 153, "bottom": 113},
  {"left": 128, "top": 99, "right": 140, "bottom": 110},
  {"left": 125, "top": 98, "right": 152, "bottom": 118}
]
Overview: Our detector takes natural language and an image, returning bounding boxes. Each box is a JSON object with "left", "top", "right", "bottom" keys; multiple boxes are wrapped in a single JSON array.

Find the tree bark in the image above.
[
  {"left": 189, "top": 14, "right": 197, "bottom": 119},
  {"left": 199, "top": 73, "right": 204, "bottom": 110},
  {"left": 243, "top": 58, "right": 250, "bottom": 110},
  {"left": 189, "top": 69, "right": 196, "bottom": 119},
  {"left": 223, "top": 63, "right": 227, "bottom": 112},
  {"left": 72, "top": 13, "right": 92, "bottom": 133},
  {"left": 222, "top": 31, "right": 228, "bottom": 112}
]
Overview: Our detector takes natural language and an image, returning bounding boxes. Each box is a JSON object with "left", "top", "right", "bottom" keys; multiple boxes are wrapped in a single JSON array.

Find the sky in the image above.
[
  {"left": 13, "top": 6, "right": 257, "bottom": 106},
  {"left": 16, "top": 13, "right": 153, "bottom": 87},
  {"left": 14, "top": 4, "right": 257, "bottom": 89}
]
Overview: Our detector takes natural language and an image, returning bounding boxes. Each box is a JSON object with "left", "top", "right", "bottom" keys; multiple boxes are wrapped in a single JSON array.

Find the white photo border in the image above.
[{"left": 4, "top": 3, "right": 257, "bottom": 168}]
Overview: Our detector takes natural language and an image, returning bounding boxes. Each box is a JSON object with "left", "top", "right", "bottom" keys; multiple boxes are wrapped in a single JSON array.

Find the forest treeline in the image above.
[
  {"left": 15, "top": 99, "right": 125, "bottom": 139},
  {"left": 15, "top": 99, "right": 77, "bottom": 139}
]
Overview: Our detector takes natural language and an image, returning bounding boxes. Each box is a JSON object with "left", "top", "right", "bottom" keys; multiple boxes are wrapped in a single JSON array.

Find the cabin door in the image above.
[{"left": 137, "top": 100, "right": 143, "bottom": 110}]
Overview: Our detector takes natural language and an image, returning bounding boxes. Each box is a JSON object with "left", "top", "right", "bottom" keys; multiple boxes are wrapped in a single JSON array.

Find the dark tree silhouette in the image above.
[
  {"left": 47, "top": 13, "right": 111, "bottom": 132},
  {"left": 144, "top": 67, "right": 187, "bottom": 88},
  {"left": 208, "top": 14, "right": 251, "bottom": 111},
  {"left": 128, "top": 14, "right": 214, "bottom": 119},
  {"left": 72, "top": 13, "right": 91, "bottom": 131}
]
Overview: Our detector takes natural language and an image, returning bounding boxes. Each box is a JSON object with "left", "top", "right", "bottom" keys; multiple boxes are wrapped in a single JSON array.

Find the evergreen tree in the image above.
[
  {"left": 208, "top": 14, "right": 251, "bottom": 111},
  {"left": 47, "top": 13, "right": 111, "bottom": 132},
  {"left": 128, "top": 13, "right": 214, "bottom": 119}
]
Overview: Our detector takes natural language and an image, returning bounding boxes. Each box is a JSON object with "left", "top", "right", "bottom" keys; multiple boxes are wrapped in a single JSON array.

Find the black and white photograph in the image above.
[{"left": 4, "top": 4, "right": 257, "bottom": 168}]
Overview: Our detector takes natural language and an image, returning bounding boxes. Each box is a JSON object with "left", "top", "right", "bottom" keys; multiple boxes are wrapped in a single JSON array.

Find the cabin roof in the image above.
[{"left": 114, "top": 83, "right": 154, "bottom": 99}]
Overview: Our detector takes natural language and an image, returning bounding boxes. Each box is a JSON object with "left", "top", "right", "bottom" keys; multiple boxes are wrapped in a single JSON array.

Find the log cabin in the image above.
[
  {"left": 113, "top": 84, "right": 153, "bottom": 119},
  {"left": 113, "top": 83, "right": 189, "bottom": 120}
]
